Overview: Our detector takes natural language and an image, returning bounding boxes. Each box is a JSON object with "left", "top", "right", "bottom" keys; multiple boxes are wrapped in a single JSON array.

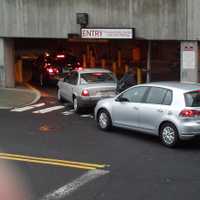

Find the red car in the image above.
[{"left": 32, "top": 53, "right": 81, "bottom": 87}]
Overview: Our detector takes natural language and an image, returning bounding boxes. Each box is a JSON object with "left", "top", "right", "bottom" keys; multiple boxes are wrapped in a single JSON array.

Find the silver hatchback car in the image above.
[
  {"left": 57, "top": 68, "right": 117, "bottom": 112},
  {"left": 95, "top": 82, "right": 200, "bottom": 147}
]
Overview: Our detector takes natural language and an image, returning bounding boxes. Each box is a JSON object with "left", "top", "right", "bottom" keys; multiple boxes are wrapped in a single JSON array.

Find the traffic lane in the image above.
[
  {"left": 0, "top": 108, "right": 110, "bottom": 199},
  {"left": 92, "top": 130, "right": 200, "bottom": 200},
  {"left": 0, "top": 106, "right": 96, "bottom": 159},
  {"left": 37, "top": 123, "right": 200, "bottom": 200},
  {"left": 1, "top": 108, "right": 200, "bottom": 199}
]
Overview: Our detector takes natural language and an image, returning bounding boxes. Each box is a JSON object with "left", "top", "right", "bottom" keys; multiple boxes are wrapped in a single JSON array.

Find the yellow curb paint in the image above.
[{"left": 0, "top": 153, "right": 107, "bottom": 170}]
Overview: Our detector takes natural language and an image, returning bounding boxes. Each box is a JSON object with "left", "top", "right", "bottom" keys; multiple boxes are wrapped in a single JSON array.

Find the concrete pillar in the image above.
[
  {"left": 146, "top": 41, "right": 151, "bottom": 83},
  {"left": 112, "top": 62, "right": 117, "bottom": 76},
  {"left": 0, "top": 39, "right": 5, "bottom": 87},
  {"left": 15, "top": 59, "right": 23, "bottom": 83},
  {"left": 83, "top": 54, "right": 87, "bottom": 68},
  {"left": 181, "top": 41, "right": 198, "bottom": 82},
  {"left": 0, "top": 38, "right": 15, "bottom": 88},
  {"left": 101, "top": 59, "right": 106, "bottom": 68}
]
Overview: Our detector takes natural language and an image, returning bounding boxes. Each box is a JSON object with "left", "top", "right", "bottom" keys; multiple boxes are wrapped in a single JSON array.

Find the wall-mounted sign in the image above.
[
  {"left": 182, "top": 45, "right": 196, "bottom": 69},
  {"left": 81, "top": 28, "right": 134, "bottom": 39}
]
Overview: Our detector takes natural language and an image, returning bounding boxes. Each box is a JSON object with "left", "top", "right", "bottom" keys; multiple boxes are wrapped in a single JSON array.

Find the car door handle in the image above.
[
  {"left": 157, "top": 109, "right": 163, "bottom": 113},
  {"left": 133, "top": 106, "right": 139, "bottom": 110}
]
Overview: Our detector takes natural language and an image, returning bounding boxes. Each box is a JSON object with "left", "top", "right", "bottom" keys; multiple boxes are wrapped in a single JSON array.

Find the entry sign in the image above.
[{"left": 81, "top": 28, "right": 134, "bottom": 39}]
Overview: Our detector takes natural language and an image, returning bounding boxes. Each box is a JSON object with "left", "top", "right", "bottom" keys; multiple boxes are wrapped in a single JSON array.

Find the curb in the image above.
[
  {"left": 0, "top": 84, "right": 41, "bottom": 109},
  {"left": 24, "top": 83, "right": 41, "bottom": 105}
]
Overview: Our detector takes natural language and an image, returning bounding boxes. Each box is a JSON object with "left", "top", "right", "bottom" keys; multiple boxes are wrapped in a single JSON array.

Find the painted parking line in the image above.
[
  {"left": 0, "top": 153, "right": 108, "bottom": 170},
  {"left": 41, "top": 169, "right": 109, "bottom": 200},
  {"left": 33, "top": 105, "right": 65, "bottom": 114},
  {"left": 11, "top": 103, "right": 46, "bottom": 112}
]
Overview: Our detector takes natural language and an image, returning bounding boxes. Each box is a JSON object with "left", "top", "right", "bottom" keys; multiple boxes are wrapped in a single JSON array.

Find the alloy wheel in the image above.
[
  {"left": 99, "top": 112, "right": 109, "bottom": 129},
  {"left": 73, "top": 98, "right": 78, "bottom": 111},
  {"left": 162, "top": 126, "right": 176, "bottom": 145}
]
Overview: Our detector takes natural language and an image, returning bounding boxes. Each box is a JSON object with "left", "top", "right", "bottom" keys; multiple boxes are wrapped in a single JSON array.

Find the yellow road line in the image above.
[
  {"left": 0, "top": 155, "right": 96, "bottom": 170},
  {"left": 0, "top": 153, "right": 107, "bottom": 170}
]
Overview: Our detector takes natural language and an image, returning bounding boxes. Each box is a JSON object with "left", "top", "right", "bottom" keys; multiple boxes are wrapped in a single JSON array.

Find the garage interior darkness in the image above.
[{"left": 14, "top": 38, "right": 180, "bottom": 85}]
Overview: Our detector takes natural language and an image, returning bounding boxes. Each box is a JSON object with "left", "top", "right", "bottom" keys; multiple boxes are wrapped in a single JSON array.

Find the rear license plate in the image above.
[{"left": 96, "top": 91, "right": 115, "bottom": 97}]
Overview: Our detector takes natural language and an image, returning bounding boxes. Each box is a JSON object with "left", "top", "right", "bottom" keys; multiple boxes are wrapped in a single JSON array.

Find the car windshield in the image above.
[
  {"left": 185, "top": 90, "right": 200, "bottom": 107},
  {"left": 80, "top": 72, "right": 116, "bottom": 84}
]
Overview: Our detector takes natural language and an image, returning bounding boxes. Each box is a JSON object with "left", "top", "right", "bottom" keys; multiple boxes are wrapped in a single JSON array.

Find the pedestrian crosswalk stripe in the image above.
[
  {"left": 11, "top": 103, "right": 46, "bottom": 112},
  {"left": 33, "top": 105, "right": 65, "bottom": 114}
]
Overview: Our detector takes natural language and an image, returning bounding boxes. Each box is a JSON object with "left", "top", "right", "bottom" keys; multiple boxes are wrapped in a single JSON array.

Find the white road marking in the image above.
[
  {"left": 41, "top": 169, "right": 109, "bottom": 200},
  {"left": 33, "top": 105, "right": 65, "bottom": 114},
  {"left": 11, "top": 103, "right": 45, "bottom": 112},
  {"left": 62, "top": 110, "right": 74, "bottom": 116},
  {"left": 80, "top": 114, "right": 94, "bottom": 118},
  {"left": 63, "top": 103, "right": 72, "bottom": 107}
]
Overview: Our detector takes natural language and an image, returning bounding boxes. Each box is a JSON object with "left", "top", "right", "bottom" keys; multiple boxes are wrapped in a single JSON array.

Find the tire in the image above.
[
  {"left": 73, "top": 97, "right": 81, "bottom": 113},
  {"left": 97, "top": 109, "right": 112, "bottom": 131},
  {"left": 57, "top": 90, "right": 64, "bottom": 103},
  {"left": 159, "top": 122, "right": 179, "bottom": 147}
]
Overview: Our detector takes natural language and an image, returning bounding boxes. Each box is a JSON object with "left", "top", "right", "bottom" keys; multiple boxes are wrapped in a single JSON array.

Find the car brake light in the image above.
[
  {"left": 94, "top": 73, "right": 103, "bottom": 76},
  {"left": 81, "top": 89, "right": 89, "bottom": 96},
  {"left": 57, "top": 54, "right": 65, "bottom": 58},
  {"left": 54, "top": 68, "right": 59, "bottom": 74},
  {"left": 179, "top": 109, "right": 200, "bottom": 117},
  {"left": 75, "top": 67, "right": 83, "bottom": 71},
  {"left": 46, "top": 67, "right": 59, "bottom": 74},
  {"left": 47, "top": 68, "right": 54, "bottom": 73}
]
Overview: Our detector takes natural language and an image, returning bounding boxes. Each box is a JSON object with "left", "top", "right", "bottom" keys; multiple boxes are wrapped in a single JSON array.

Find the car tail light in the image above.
[
  {"left": 179, "top": 109, "right": 200, "bottom": 117},
  {"left": 75, "top": 67, "right": 83, "bottom": 71},
  {"left": 46, "top": 67, "right": 59, "bottom": 74},
  {"left": 56, "top": 54, "right": 65, "bottom": 58},
  {"left": 54, "top": 68, "right": 59, "bottom": 74},
  {"left": 94, "top": 73, "right": 103, "bottom": 76},
  {"left": 47, "top": 68, "right": 54, "bottom": 73},
  {"left": 81, "top": 89, "right": 89, "bottom": 96}
]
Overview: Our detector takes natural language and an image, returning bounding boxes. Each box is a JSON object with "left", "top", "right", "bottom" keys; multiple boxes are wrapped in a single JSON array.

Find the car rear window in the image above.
[
  {"left": 185, "top": 91, "right": 200, "bottom": 107},
  {"left": 80, "top": 72, "right": 116, "bottom": 84}
]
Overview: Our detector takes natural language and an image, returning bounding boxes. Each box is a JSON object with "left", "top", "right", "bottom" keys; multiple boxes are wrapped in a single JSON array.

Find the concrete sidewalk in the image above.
[{"left": 0, "top": 84, "right": 41, "bottom": 109}]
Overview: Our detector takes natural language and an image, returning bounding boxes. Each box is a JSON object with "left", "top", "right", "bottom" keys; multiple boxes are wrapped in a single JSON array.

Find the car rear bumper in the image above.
[
  {"left": 77, "top": 96, "right": 114, "bottom": 108},
  {"left": 179, "top": 121, "right": 200, "bottom": 140}
]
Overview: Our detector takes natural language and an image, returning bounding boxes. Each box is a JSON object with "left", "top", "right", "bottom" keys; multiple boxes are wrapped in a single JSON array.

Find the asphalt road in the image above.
[{"left": 1, "top": 86, "right": 200, "bottom": 200}]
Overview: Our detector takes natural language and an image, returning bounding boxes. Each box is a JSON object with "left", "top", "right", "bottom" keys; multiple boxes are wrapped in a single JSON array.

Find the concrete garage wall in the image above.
[
  {"left": 0, "top": 39, "right": 15, "bottom": 88},
  {"left": 0, "top": 0, "right": 187, "bottom": 40},
  {"left": 187, "top": 0, "right": 200, "bottom": 40}
]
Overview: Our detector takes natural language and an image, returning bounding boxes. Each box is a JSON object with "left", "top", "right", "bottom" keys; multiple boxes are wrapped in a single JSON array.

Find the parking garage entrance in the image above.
[{"left": 13, "top": 38, "right": 181, "bottom": 88}]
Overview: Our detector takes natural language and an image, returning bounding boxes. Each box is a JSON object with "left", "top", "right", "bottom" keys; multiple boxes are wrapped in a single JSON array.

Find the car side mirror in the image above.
[{"left": 116, "top": 96, "right": 129, "bottom": 102}]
